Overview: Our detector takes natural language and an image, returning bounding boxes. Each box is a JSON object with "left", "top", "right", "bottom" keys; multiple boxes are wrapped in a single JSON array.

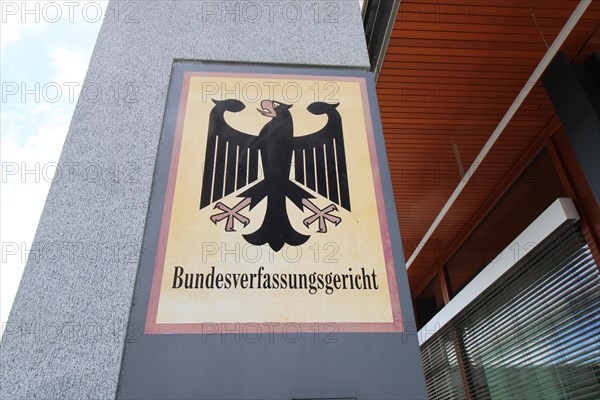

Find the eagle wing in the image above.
[
  {"left": 292, "top": 102, "right": 351, "bottom": 211},
  {"left": 200, "top": 99, "right": 260, "bottom": 209}
]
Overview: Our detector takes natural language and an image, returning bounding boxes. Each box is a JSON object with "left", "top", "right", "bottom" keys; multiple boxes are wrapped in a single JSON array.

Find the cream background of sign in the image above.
[{"left": 156, "top": 76, "right": 393, "bottom": 324}]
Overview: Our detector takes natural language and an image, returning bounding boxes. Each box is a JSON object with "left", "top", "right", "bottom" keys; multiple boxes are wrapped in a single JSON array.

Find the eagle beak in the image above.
[{"left": 257, "top": 99, "right": 277, "bottom": 118}]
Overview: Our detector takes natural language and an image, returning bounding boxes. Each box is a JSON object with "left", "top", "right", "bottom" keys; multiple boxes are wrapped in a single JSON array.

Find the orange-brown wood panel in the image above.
[
  {"left": 376, "top": 0, "right": 599, "bottom": 299},
  {"left": 547, "top": 129, "right": 600, "bottom": 269}
]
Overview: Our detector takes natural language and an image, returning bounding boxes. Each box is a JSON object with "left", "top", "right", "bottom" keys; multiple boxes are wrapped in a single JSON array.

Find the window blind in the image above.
[{"left": 421, "top": 224, "right": 600, "bottom": 399}]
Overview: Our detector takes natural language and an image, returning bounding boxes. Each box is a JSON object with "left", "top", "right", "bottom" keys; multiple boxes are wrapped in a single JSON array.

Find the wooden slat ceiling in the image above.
[{"left": 376, "top": 0, "right": 600, "bottom": 296}]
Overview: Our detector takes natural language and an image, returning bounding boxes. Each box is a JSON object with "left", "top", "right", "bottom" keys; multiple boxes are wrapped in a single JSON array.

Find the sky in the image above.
[{"left": 1, "top": 0, "right": 108, "bottom": 338}]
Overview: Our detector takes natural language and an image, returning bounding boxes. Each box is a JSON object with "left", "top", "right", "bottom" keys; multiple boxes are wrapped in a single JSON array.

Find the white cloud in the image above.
[
  {"left": 50, "top": 46, "right": 89, "bottom": 84},
  {"left": 0, "top": 0, "right": 48, "bottom": 54},
  {"left": 48, "top": 46, "right": 91, "bottom": 101},
  {"left": 0, "top": 1, "right": 106, "bottom": 337},
  {"left": 1, "top": 0, "right": 108, "bottom": 54},
  {"left": 1, "top": 113, "right": 70, "bottom": 335}
]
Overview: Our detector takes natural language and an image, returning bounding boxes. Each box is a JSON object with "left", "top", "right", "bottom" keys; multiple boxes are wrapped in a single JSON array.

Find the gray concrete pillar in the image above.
[{"left": 1, "top": 1, "right": 426, "bottom": 399}]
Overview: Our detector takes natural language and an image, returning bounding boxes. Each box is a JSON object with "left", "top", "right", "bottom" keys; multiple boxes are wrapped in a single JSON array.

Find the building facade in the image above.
[
  {"left": 364, "top": 0, "right": 600, "bottom": 397},
  {"left": 1, "top": 0, "right": 599, "bottom": 399}
]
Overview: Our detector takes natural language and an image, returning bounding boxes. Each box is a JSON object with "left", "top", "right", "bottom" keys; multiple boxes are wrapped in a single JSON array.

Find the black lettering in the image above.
[
  {"left": 263, "top": 272, "right": 271, "bottom": 289},
  {"left": 184, "top": 272, "right": 194, "bottom": 289},
  {"left": 361, "top": 267, "right": 371, "bottom": 289},
  {"left": 308, "top": 273, "right": 317, "bottom": 294},
  {"left": 172, "top": 266, "right": 184, "bottom": 288},
  {"left": 372, "top": 269, "right": 379, "bottom": 289},
  {"left": 257, "top": 266, "right": 264, "bottom": 289},
  {"left": 289, "top": 274, "right": 297, "bottom": 289},
  {"left": 206, "top": 266, "right": 215, "bottom": 288},
  {"left": 325, "top": 273, "right": 333, "bottom": 294},
  {"left": 298, "top": 273, "right": 307, "bottom": 289},
  {"left": 232, "top": 273, "right": 240, "bottom": 288},
  {"left": 333, "top": 274, "right": 341, "bottom": 289}
]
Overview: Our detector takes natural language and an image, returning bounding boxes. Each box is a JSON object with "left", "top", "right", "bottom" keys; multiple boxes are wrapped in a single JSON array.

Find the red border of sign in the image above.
[{"left": 145, "top": 72, "right": 403, "bottom": 334}]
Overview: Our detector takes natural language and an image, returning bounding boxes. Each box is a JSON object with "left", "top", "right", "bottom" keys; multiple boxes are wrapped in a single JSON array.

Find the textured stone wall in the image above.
[{"left": 0, "top": 2, "right": 369, "bottom": 398}]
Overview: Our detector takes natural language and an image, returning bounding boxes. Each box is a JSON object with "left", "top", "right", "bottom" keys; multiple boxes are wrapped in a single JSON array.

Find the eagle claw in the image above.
[
  {"left": 302, "top": 199, "right": 342, "bottom": 233},
  {"left": 209, "top": 198, "right": 251, "bottom": 232}
]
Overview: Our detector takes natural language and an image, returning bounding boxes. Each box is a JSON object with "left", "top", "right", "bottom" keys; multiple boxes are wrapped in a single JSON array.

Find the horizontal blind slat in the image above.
[{"left": 421, "top": 225, "right": 600, "bottom": 399}]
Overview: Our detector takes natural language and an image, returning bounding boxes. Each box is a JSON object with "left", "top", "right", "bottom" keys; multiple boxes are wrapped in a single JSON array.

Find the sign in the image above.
[{"left": 145, "top": 65, "right": 403, "bottom": 334}]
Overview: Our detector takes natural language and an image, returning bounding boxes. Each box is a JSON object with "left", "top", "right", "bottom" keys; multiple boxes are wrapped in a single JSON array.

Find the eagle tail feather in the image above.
[{"left": 243, "top": 193, "right": 308, "bottom": 252}]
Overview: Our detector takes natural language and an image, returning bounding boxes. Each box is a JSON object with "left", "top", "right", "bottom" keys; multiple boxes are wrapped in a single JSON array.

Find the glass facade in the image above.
[{"left": 421, "top": 225, "right": 600, "bottom": 399}]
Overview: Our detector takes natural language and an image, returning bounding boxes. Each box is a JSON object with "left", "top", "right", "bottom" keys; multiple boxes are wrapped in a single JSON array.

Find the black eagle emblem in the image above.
[{"left": 200, "top": 98, "right": 350, "bottom": 251}]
